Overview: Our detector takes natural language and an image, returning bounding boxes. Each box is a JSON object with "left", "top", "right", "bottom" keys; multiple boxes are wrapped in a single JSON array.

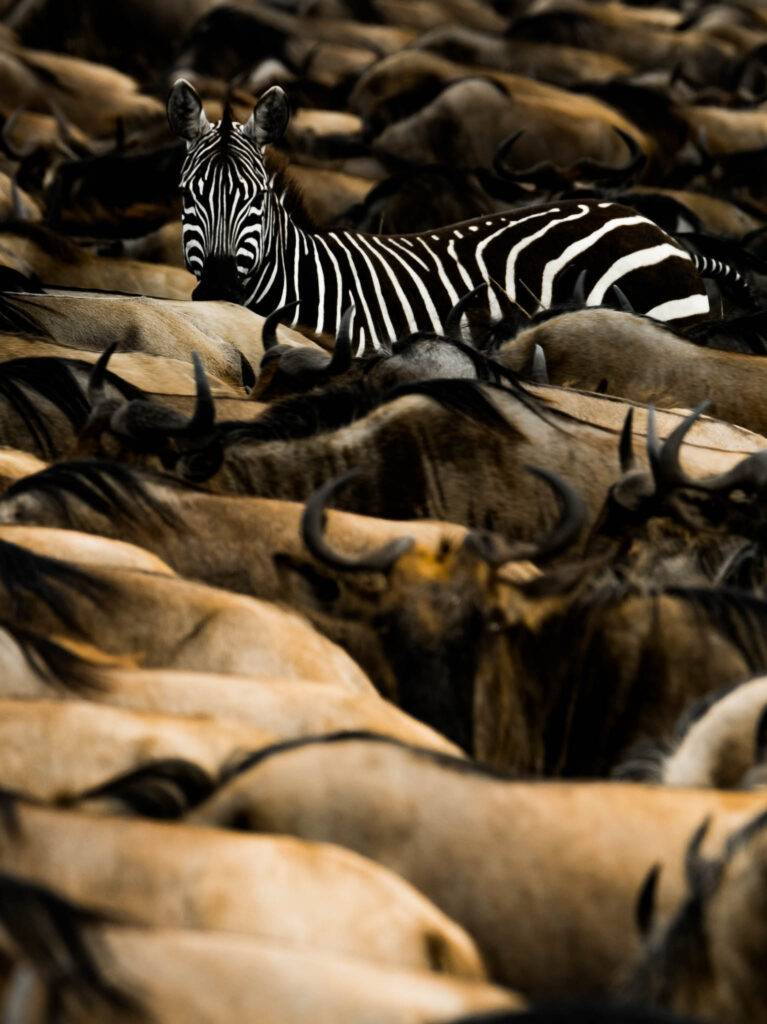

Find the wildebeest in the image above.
[
  {"left": 625, "top": 809, "right": 767, "bottom": 1024},
  {"left": 0, "top": 457, "right": 468, "bottom": 602},
  {"left": 0, "top": 536, "right": 373, "bottom": 687},
  {"left": 189, "top": 732, "right": 767, "bottom": 998},
  {"left": 615, "top": 677, "right": 767, "bottom": 790},
  {"left": 0, "top": 795, "right": 486, "bottom": 976},
  {"left": 0, "top": 877, "right": 521, "bottom": 1023},
  {"left": 496, "top": 309, "right": 767, "bottom": 437}
]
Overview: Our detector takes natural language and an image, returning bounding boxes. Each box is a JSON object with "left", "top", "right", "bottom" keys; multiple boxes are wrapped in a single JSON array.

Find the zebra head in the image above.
[{"left": 167, "top": 79, "right": 289, "bottom": 303}]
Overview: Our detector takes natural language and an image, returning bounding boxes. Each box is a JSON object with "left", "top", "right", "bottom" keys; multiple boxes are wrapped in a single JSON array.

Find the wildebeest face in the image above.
[{"left": 275, "top": 536, "right": 539, "bottom": 756}]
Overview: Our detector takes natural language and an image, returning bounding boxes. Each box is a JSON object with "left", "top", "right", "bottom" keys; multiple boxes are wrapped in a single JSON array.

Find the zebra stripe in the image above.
[
  {"left": 586, "top": 244, "right": 693, "bottom": 306},
  {"left": 178, "top": 116, "right": 710, "bottom": 353}
]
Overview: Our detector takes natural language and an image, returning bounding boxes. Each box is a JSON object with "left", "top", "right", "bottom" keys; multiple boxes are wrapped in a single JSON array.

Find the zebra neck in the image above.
[{"left": 246, "top": 185, "right": 313, "bottom": 316}]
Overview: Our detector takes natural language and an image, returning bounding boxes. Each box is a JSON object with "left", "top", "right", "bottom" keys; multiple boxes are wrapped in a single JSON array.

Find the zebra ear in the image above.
[
  {"left": 243, "top": 86, "right": 289, "bottom": 147},
  {"left": 167, "top": 79, "right": 211, "bottom": 145}
]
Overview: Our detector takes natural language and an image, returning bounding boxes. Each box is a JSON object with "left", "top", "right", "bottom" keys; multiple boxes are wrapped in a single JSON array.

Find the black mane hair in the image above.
[
  {"left": 221, "top": 729, "right": 521, "bottom": 784},
  {"left": 213, "top": 377, "right": 536, "bottom": 448},
  {"left": 69, "top": 758, "right": 216, "bottom": 819},
  {"left": 2, "top": 459, "right": 184, "bottom": 529},
  {"left": 6, "top": 620, "right": 107, "bottom": 696},
  {"left": 0, "top": 538, "right": 111, "bottom": 635},
  {"left": 0, "top": 356, "right": 144, "bottom": 459},
  {"left": 0, "top": 870, "right": 141, "bottom": 1019}
]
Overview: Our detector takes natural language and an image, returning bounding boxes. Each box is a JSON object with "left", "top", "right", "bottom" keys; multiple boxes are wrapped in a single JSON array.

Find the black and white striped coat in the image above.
[{"left": 168, "top": 81, "right": 710, "bottom": 356}]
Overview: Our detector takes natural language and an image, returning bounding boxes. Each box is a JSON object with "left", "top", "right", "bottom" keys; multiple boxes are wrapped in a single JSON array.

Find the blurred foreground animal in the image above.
[
  {"left": 0, "top": 873, "right": 519, "bottom": 1024},
  {"left": 189, "top": 733, "right": 767, "bottom": 999},
  {"left": 0, "top": 795, "right": 485, "bottom": 976},
  {"left": 626, "top": 810, "right": 767, "bottom": 1024}
]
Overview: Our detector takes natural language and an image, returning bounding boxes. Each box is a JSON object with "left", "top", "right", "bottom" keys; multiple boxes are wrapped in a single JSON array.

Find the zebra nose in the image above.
[{"left": 192, "top": 256, "right": 245, "bottom": 303}]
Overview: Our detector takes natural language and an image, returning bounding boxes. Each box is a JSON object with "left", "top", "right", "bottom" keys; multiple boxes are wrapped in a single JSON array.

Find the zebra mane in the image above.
[
  {"left": 263, "top": 146, "right": 317, "bottom": 231},
  {"left": 219, "top": 99, "right": 235, "bottom": 155}
]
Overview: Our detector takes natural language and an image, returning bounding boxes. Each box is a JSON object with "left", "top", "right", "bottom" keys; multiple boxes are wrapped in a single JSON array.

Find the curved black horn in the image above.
[
  {"left": 466, "top": 465, "right": 586, "bottom": 567},
  {"left": 619, "top": 407, "right": 635, "bottom": 473},
  {"left": 239, "top": 351, "right": 255, "bottom": 393},
  {"left": 492, "top": 129, "right": 525, "bottom": 177},
  {"left": 685, "top": 816, "right": 710, "bottom": 881},
  {"left": 649, "top": 401, "right": 710, "bottom": 489},
  {"left": 685, "top": 449, "right": 767, "bottom": 495},
  {"left": 530, "top": 344, "right": 548, "bottom": 385},
  {"left": 183, "top": 351, "right": 215, "bottom": 435},
  {"left": 327, "top": 304, "right": 354, "bottom": 375},
  {"left": 302, "top": 468, "right": 415, "bottom": 573},
  {"left": 636, "top": 863, "right": 661, "bottom": 939},
  {"left": 646, "top": 406, "right": 662, "bottom": 480},
  {"left": 262, "top": 300, "right": 300, "bottom": 351},
  {"left": 87, "top": 343, "right": 118, "bottom": 408},
  {"left": 524, "top": 465, "right": 587, "bottom": 561},
  {"left": 10, "top": 177, "right": 26, "bottom": 221},
  {"left": 573, "top": 268, "right": 588, "bottom": 307},
  {"left": 445, "top": 283, "right": 488, "bottom": 339},
  {"left": 608, "top": 284, "right": 634, "bottom": 313},
  {"left": 571, "top": 128, "right": 646, "bottom": 186}
]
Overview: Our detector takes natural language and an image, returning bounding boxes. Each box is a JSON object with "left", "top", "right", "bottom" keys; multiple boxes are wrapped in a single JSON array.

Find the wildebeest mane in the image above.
[
  {"left": 611, "top": 737, "right": 672, "bottom": 783},
  {"left": 68, "top": 758, "right": 216, "bottom": 819},
  {"left": 222, "top": 729, "right": 518, "bottom": 784},
  {"left": 0, "top": 870, "right": 142, "bottom": 1021},
  {"left": 511, "top": 575, "right": 767, "bottom": 776},
  {"left": 214, "top": 377, "right": 529, "bottom": 447},
  {"left": 0, "top": 539, "right": 110, "bottom": 635},
  {"left": 3, "top": 459, "right": 180, "bottom": 528},
  {"left": 686, "top": 308, "right": 767, "bottom": 355},
  {"left": 214, "top": 377, "right": 392, "bottom": 444},
  {"left": 0, "top": 356, "right": 144, "bottom": 458},
  {"left": 669, "top": 585, "right": 767, "bottom": 675},
  {"left": 8, "top": 622, "right": 107, "bottom": 696}
]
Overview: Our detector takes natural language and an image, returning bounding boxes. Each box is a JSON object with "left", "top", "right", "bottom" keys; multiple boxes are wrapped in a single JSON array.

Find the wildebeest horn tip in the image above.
[{"left": 302, "top": 469, "right": 414, "bottom": 573}]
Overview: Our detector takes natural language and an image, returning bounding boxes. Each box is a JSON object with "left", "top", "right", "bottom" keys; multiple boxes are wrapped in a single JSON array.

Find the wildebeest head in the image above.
[
  {"left": 167, "top": 78, "right": 289, "bottom": 303},
  {"left": 78, "top": 345, "right": 220, "bottom": 478},
  {"left": 275, "top": 465, "right": 585, "bottom": 759}
]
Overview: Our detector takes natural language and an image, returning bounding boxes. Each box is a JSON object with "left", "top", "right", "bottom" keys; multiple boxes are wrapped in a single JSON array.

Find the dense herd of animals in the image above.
[{"left": 5, "top": 0, "right": 767, "bottom": 1021}]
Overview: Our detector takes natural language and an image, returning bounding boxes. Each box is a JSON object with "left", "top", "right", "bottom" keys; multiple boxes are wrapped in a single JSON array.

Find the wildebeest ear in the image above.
[
  {"left": 243, "top": 86, "right": 290, "bottom": 146},
  {"left": 167, "top": 79, "right": 211, "bottom": 144}
]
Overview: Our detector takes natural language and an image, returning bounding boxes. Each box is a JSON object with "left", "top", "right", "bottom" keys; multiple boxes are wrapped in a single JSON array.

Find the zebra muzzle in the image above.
[{"left": 192, "top": 255, "right": 247, "bottom": 303}]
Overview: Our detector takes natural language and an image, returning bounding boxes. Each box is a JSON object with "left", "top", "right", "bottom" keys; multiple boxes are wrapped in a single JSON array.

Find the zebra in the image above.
[{"left": 167, "top": 79, "right": 710, "bottom": 356}]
